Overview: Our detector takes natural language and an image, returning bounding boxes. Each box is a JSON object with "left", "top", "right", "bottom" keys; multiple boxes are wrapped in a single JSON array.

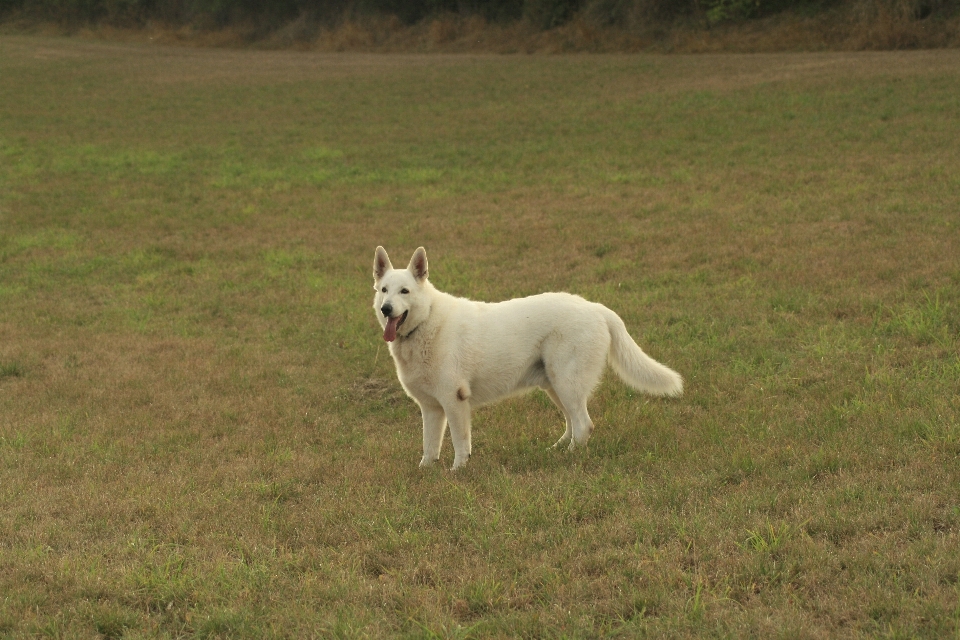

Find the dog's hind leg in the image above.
[
  {"left": 560, "top": 395, "right": 594, "bottom": 451},
  {"left": 544, "top": 378, "right": 595, "bottom": 451},
  {"left": 545, "top": 342, "right": 605, "bottom": 451},
  {"left": 543, "top": 386, "right": 573, "bottom": 450},
  {"left": 419, "top": 402, "right": 447, "bottom": 468}
]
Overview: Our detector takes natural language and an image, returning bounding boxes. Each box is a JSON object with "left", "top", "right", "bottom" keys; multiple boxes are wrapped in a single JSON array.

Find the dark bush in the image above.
[
  {"left": 2, "top": 0, "right": 957, "bottom": 30},
  {"left": 525, "top": 0, "right": 584, "bottom": 27}
]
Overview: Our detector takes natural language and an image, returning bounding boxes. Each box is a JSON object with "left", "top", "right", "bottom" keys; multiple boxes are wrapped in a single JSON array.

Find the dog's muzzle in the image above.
[{"left": 382, "top": 309, "right": 408, "bottom": 343}]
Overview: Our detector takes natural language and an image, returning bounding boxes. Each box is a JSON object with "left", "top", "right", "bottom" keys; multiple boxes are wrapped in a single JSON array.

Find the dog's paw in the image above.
[
  {"left": 451, "top": 455, "right": 470, "bottom": 471},
  {"left": 551, "top": 436, "right": 571, "bottom": 450},
  {"left": 419, "top": 456, "right": 439, "bottom": 468}
]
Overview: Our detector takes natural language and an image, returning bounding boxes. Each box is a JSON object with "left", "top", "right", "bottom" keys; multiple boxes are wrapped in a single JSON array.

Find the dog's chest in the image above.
[{"left": 389, "top": 333, "right": 441, "bottom": 389}]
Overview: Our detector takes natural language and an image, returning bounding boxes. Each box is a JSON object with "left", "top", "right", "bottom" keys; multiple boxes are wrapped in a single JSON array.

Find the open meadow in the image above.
[{"left": 1, "top": 37, "right": 959, "bottom": 638}]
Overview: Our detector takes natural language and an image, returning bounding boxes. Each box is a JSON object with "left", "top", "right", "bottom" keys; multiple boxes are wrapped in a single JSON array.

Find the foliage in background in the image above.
[{"left": 2, "top": 0, "right": 959, "bottom": 32}]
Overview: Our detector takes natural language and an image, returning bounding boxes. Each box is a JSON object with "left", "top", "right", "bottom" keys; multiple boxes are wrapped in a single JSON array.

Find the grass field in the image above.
[{"left": 1, "top": 37, "right": 959, "bottom": 638}]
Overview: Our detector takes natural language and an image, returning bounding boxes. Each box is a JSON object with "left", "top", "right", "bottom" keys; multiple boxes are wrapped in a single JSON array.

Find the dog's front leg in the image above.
[
  {"left": 419, "top": 402, "right": 447, "bottom": 468},
  {"left": 444, "top": 400, "right": 472, "bottom": 470}
]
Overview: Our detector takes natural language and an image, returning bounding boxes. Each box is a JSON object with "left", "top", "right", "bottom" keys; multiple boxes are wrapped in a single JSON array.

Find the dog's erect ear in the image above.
[
  {"left": 407, "top": 247, "right": 428, "bottom": 282},
  {"left": 374, "top": 246, "right": 392, "bottom": 281}
]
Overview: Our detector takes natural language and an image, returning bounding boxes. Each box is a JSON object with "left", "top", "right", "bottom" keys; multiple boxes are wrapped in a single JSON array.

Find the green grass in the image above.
[{"left": 1, "top": 37, "right": 959, "bottom": 637}]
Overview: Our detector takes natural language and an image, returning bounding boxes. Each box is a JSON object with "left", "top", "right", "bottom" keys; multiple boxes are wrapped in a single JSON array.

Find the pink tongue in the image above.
[{"left": 383, "top": 316, "right": 401, "bottom": 342}]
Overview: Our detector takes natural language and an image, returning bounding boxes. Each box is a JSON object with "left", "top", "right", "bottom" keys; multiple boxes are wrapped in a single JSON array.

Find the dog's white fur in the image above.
[{"left": 373, "top": 246, "right": 682, "bottom": 470}]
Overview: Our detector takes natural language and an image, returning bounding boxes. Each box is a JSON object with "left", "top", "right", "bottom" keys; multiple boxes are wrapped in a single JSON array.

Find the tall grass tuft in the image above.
[{"left": 0, "top": 362, "right": 24, "bottom": 378}]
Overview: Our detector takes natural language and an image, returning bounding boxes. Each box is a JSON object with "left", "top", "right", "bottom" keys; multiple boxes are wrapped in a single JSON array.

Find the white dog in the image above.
[{"left": 373, "top": 246, "right": 683, "bottom": 470}]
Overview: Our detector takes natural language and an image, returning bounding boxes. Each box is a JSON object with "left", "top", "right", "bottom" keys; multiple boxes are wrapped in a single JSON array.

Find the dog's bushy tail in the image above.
[{"left": 603, "top": 307, "right": 683, "bottom": 397}]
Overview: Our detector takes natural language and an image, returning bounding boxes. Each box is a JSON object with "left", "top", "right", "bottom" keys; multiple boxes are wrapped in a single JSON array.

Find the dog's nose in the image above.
[{"left": 381, "top": 304, "right": 393, "bottom": 318}]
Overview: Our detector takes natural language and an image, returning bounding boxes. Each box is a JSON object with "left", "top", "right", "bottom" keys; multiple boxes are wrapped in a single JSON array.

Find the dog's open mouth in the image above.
[{"left": 383, "top": 310, "right": 408, "bottom": 342}]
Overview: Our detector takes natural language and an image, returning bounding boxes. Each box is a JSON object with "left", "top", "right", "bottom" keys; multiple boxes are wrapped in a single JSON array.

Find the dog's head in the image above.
[{"left": 372, "top": 246, "right": 430, "bottom": 342}]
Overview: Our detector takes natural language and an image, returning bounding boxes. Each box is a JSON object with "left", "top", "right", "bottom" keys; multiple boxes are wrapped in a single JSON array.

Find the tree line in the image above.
[{"left": 0, "top": 0, "right": 952, "bottom": 31}]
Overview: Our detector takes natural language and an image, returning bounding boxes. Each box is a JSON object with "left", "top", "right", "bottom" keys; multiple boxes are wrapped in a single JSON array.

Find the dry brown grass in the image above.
[{"left": 1, "top": 36, "right": 959, "bottom": 637}]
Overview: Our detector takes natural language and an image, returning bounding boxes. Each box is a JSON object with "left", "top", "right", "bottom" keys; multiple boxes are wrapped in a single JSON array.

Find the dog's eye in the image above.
[
  {"left": 401, "top": 288, "right": 409, "bottom": 294},
  {"left": 381, "top": 287, "right": 387, "bottom": 293}
]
